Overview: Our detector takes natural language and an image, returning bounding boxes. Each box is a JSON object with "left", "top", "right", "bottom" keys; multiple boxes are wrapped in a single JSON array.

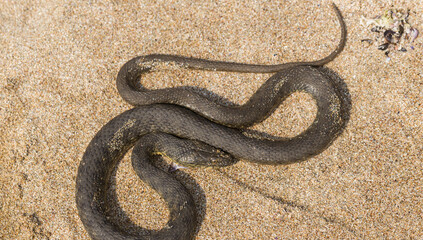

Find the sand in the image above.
[{"left": 1, "top": 0, "right": 422, "bottom": 239}]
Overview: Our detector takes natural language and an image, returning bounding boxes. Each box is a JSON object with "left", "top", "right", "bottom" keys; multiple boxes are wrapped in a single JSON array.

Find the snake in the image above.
[{"left": 76, "top": 3, "right": 348, "bottom": 240}]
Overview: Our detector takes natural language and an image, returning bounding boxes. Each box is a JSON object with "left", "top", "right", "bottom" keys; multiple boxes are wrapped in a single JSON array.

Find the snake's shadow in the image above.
[
  {"left": 105, "top": 153, "right": 207, "bottom": 237},
  {"left": 218, "top": 66, "right": 354, "bottom": 234}
]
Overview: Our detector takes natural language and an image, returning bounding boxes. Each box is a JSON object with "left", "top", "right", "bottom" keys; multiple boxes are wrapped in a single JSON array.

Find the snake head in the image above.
[{"left": 168, "top": 138, "right": 238, "bottom": 168}]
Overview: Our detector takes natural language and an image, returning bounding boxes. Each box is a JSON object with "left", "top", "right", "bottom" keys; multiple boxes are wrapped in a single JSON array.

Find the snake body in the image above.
[{"left": 76, "top": 4, "right": 348, "bottom": 240}]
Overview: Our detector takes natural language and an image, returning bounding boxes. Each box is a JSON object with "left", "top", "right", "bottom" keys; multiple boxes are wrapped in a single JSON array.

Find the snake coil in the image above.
[{"left": 76, "top": 4, "right": 349, "bottom": 240}]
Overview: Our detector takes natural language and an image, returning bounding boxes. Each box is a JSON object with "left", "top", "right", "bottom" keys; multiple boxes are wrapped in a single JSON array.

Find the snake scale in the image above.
[{"left": 76, "top": 3, "right": 348, "bottom": 240}]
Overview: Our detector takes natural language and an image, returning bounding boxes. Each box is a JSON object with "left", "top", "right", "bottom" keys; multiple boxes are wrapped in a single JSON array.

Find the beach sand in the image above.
[{"left": 1, "top": 0, "right": 422, "bottom": 239}]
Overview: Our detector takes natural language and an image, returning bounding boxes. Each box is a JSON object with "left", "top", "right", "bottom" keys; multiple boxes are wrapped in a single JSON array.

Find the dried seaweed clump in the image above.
[{"left": 361, "top": 8, "right": 419, "bottom": 60}]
